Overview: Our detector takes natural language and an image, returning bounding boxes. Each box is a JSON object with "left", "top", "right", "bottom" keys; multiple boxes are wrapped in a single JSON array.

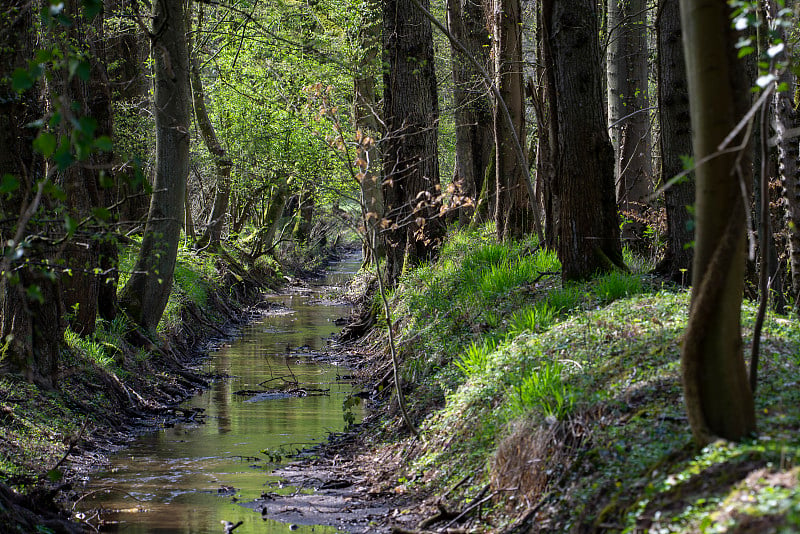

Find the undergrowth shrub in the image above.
[
  {"left": 509, "top": 302, "right": 557, "bottom": 336},
  {"left": 479, "top": 249, "right": 561, "bottom": 296},
  {"left": 454, "top": 338, "right": 498, "bottom": 377},
  {"left": 64, "top": 329, "right": 116, "bottom": 369},
  {"left": 547, "top": 285, "right": 583, "bottom": 313},
  {"left": 507, "top": 359, "right": 575, "bottom": 420},
  {"left": 593, "top": 271, "right": 644, "bottom": 303}
]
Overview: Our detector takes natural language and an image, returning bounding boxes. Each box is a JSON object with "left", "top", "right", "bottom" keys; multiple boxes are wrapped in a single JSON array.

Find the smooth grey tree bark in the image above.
[
  {"left": 447, "top": 0, "right": 493, "bottom": 226},
  {"left": 119, "top": 0, "right": 191, "bottom": 331},
  {"left": 679, "top": 0, "right": 756, "bottom": 444},
  {"left": 488, "top": 0, "right": 533, "bottom": 240},
  {"left": 607, "top": 0, "right": 653, "bottom": 245}
]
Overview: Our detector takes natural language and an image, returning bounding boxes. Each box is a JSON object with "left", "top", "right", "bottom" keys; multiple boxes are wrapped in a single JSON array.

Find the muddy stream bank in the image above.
[{"left": 76, "top": 254, "right": 370, "bottom": 533}]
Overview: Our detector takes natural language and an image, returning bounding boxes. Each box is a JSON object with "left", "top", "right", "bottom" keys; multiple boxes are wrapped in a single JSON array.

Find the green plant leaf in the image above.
[
  {"left": 11, "top": 68, "right": 34, "bottom": 91},
  {"left": 94, "top": 135, "right": 112, "bottom": 152},
  {"left": 92, "top": 207, "right": 111, "bottom": 222},
  {"left": 0, "top": 174, "right": 20, "bottom": 194},
  {"left": 26, "top": 284, "right": 44, "bottom": 304},
  {"left": 64, "top": 215, "right": 78, "bottom": 235},
  {"left": 33, "top": 132, "right": 57, "bottom": 157},
  {"left": 46, "top": 468, "right": 63, "bottom": 483}
]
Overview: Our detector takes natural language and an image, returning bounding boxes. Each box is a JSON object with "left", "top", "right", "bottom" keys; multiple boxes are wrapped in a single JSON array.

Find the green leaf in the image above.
[
  {"left": 11, "top": 68, "right": 34, "bottom": 91},
  {"left": 0, "top": 175, "right": 20, "bottom": 194},
  {"left": 98, "top": 171, "right": 114, "bottom": 189},
  {"left": 94, "top": 135, "right": 112, "bottom": 152},
  {"left": 26, "top": 284, "right": 44, "bottom": 304},
  {"left": 737, "top": 46, "right": 755, "bottom": 58},
  {"left": 82, "top": 0, "right": 103, "bottom": 19},
  {"left": 34, "top": 49, "right": 53, "bottom": 63},
  {"left": 33, "top": 132, "right": 57, "bottom": 157},
  {"left": 46, "top": 468, "right": 63, "bottom": 483},
  {"left": 75, "top": 60, "right": 91, "bottom": 81},
  {"left": 91, "top": 207, "right": 111, "bottom": 222},
  {"left": 64, "top": 215, "right": 78, "bottom": 235},
  {"left": 76, "top": 116, "right": 97, "bottom": 137},
  {"left": 54, "top": 138, "right": 73, "bottom": 170},
  {"left": 43, "top": 181, "right": 67, "bottom": 202}
]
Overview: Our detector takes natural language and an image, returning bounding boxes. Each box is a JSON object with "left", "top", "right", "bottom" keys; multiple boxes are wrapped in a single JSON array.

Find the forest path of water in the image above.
[{"left": 75, "top": 254, "right": 377, "bottom": 534}]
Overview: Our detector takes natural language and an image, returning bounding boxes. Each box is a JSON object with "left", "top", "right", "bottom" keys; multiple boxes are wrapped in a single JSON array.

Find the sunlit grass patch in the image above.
[
  {"left": 592, "top": 270, "right": 645, "bottom": 303},
  {"left": 385, "top": 226, "right": 800, "bottom": 533},
  {"left": 454, "top": 338, "right": 498, "bottom": 377},
  {"left": 509, "top": 302, "right": 558, "bottom": 336},
  {"left": 506, "top": 358, "right": 576, "bottom": 420},
  {"left": 64, "top": 328, "right": 115, "bottom": 369},
  {"left": 547, "top": 284, "right": 584, "bottom": 313}
]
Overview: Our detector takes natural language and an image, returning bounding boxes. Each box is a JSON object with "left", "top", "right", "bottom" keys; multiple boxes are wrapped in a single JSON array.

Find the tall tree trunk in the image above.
[
  {"left": 104, "top": 0, "right": 151, "bottom": 228},
  {"left": 119, "top": 0, "right": 191, "bottom": 331},
  {"left": 57, "top": 0, "right": 116, "bottom": 335},
  {"left": 489, "top": 0, "right": 532, "bottom": 240},
  {"left": 607, "top": 0, "right": 653, "bottom": 246},
  {"left": 532, "top": 10, "right": 557, "bottom": 250},
  {"left": 770, "top": 1, "right": 800, "bottom": 304},
  {"left": 542, "top": 0, "right": 625, "bottom": 281},
  {"left": 0, "top": 2, "right": 63, "bottom": 387},
  {"left": 679, "top": 0, "right": 756, "bottom": 444},
  {"left": 354, "top": 0, "right": 384, "bottom": 263},
  {"left": 382, "top": 0, "right": 445, "bottom": 284},
  {"left": 293, "top": 185, "right": 315, "bottom": 245},
  {"left": 192, "top": 7, "right": 232, "bottom": 251},
  {"left": 654, "top": 0, "right": 694, "bottom": 283},
  {"left": 447, "top": 0, "right": 494, "bottom": 226}
]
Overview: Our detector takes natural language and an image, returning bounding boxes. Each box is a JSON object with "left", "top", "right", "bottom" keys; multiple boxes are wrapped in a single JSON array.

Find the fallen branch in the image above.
[{"left": 440, "top": 485, "right": 492, "bottom": 531}]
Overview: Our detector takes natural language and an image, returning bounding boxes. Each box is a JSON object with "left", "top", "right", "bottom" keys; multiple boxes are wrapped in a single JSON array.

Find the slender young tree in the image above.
[
  {"left": 354, "top": 0, "right": 385, "bottom": 263},
  {"left": 382, "top": 0, "right": 444, "bottom": 284},
  {"left": 488, "top": 0, "right": 532, "bottom": 240},
  {"left": 607, "top": 0, "right": 653, "bottom": 244},
  {"left": 654, "top": 0, "right": 694, "bottom": 283},
  {"left": 679, "top": 0, "right": 756, "bottom": 444},
  {"left": 192, "top": 4, "right": 232, "bottom": 251},
  {"left": 119, "top": 0, "right": 191, "bottom": 331},
  {"left": 447, "top": 0, "right": 493, "bottom": 226},
  {"left": 542, "top": 0, "right": 625, "bottom": 281}
]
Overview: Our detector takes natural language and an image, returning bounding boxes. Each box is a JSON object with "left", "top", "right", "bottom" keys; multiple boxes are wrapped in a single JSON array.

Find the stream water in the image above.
[{"left": 77, "top": 254, "right": 364, "bottom": 534}]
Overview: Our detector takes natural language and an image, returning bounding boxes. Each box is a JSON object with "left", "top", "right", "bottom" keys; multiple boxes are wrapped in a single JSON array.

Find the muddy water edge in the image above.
[{"left": 75, "top": 254, "right": 365, "bottom": 534}]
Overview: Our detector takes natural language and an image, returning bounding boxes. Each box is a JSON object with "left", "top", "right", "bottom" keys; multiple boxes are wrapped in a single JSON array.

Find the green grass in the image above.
[
  {"left": 380, "top": 227, "right": 800, "bottom": 533},
  {"left": 592, "top": 270, "right": 645, "bottom": 302},
  {"left": 508, "top": 302, "right": 557, "bottom": 336},
  {"left": 507, "top": 358, "right": 576, "bottom": 420},
  {"left": 118, "top": 238, "right": 221, "bottom": 333},
  {"left": 454, "top": 338, "right": 498, "bottom": 377}
]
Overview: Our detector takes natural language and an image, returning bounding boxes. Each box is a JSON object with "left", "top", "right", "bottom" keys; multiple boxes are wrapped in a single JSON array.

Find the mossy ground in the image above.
[{"left": 353, "top": 226, "right": 800, "bottom": 533}]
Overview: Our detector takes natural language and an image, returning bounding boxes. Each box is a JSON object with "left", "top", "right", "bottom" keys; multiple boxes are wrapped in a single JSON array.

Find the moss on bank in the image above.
[{"left": 358, "top": 227, "right": 800, "bottom": 533}]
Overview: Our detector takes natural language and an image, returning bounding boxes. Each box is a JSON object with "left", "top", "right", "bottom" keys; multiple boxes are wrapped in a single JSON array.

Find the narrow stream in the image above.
[{"left": 77, "top": 254, "right": 364, "bottom": 534}]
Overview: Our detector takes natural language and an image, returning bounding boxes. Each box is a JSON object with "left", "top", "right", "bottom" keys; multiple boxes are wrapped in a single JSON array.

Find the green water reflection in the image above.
[{"left": 78, "top": 256, "right": 363, "bottom": 533}]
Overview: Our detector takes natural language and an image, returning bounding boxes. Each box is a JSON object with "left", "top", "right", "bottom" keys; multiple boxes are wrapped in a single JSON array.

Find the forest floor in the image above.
[
  {"left": 2, "top": 230, "right": 799, "bottom": 534},
  {"left": 264, "top": 228, "right": 800, "bottom": 534}
]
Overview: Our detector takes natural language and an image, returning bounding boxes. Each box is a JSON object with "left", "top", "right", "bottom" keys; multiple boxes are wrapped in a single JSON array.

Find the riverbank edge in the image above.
[
  {"left": 270, "top": 228, "right": 800, "bottom": 534},
  {"left": 0, "top": 243, "right": 359, "bottom": 533}
]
